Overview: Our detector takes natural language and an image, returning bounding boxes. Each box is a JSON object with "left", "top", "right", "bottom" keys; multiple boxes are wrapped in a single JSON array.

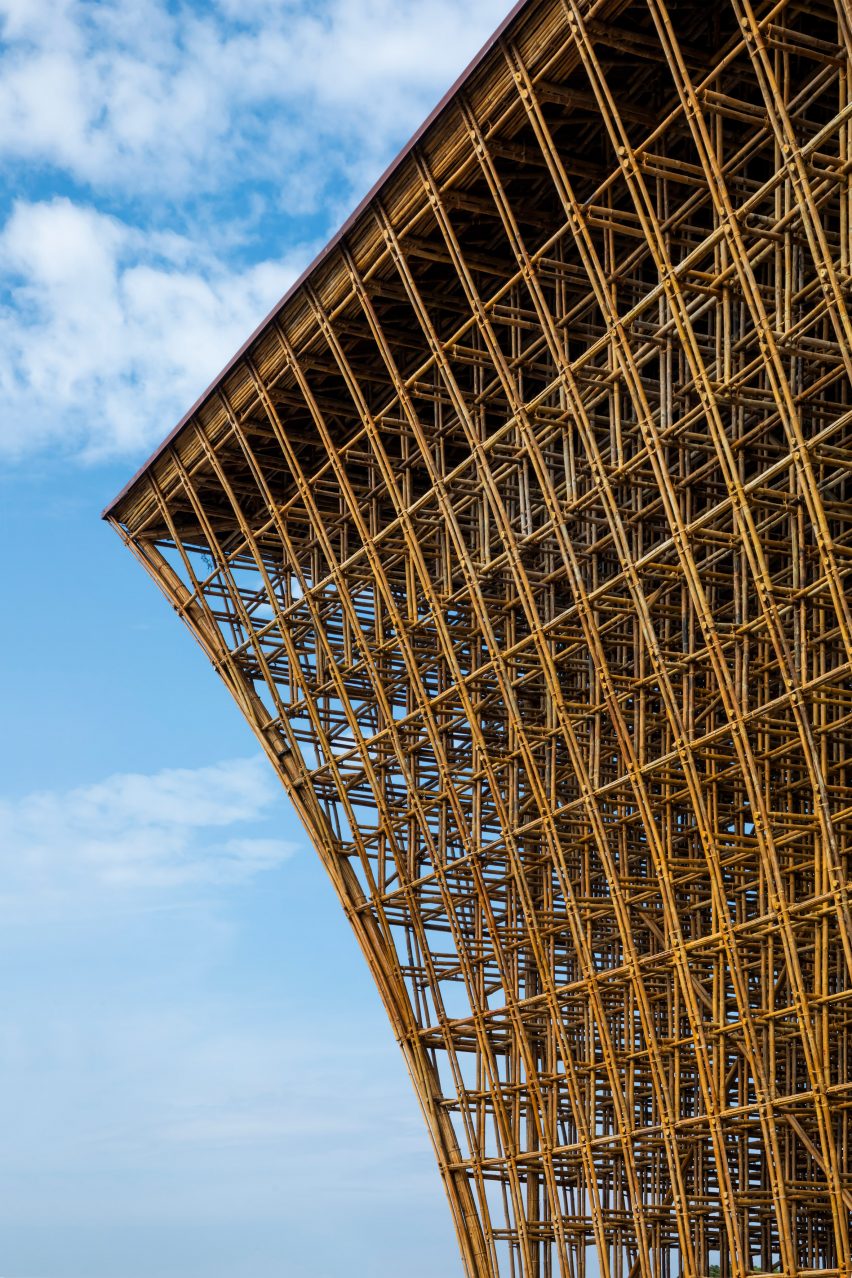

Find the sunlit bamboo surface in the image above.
[{"left": 106, "top": 0, "right": 852, "bottom": 1273}]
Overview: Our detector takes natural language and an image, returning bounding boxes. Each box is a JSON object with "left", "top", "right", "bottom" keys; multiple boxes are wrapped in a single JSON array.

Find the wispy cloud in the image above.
[
  {"left": 0, "top": 754, "right": 443, "bottom": 1247},
  {"left": 0, "top": 755, "right": 296, "bottom": 901},
  {"left": 0, "top": 1003, "right": 442, "bottom": 1238}
]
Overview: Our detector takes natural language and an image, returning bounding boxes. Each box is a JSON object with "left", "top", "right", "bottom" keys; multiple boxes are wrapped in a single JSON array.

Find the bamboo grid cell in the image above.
[{"left": 106, "top": 0, "right": 852, "bottom": 1274}]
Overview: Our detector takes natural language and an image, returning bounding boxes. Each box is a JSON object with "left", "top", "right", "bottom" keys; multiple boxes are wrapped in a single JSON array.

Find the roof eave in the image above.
[{"left": 101, "top": 0, "right": 530, "bottom": 523}]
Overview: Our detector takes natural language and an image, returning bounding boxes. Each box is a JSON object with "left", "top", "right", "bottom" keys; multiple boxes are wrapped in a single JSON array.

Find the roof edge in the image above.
[{"left": 102, "top": 0, "right": 529, "bottom": 521}]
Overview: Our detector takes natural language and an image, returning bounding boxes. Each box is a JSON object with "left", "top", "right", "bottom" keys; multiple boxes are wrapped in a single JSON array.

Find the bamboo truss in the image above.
[{"left": 105, "top": 0, "right": 852, "bottom": 1273}]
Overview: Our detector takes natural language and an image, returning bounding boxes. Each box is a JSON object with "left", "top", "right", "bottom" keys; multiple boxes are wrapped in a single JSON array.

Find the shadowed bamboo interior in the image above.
[{"left": 106, "top": 0, "right": 852, "bottom": 1273}]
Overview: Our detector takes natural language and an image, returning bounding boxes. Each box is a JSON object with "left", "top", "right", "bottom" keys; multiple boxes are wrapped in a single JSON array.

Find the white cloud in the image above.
[
  {"left": 0, "top": 0, "right": 510, "bottom": 462},
  {"left": 0, "top": 755, "right": 297, "bottom": 900},
  {"left": 0, "top": 197, "right": 312, "bottom": 459},
  {"left": 0, "top": 0, "right": 509, "bottom": 200}
]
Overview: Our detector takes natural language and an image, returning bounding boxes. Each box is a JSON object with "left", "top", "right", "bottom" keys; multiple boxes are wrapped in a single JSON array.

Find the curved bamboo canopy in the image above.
[{"left": 107, "top": 0, "right": 852, "bottom": 1273}]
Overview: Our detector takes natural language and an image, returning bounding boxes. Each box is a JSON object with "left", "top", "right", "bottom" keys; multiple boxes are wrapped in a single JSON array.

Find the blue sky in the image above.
[{"left": 0, "top": 1, "right": 509, "bottom": 1273}]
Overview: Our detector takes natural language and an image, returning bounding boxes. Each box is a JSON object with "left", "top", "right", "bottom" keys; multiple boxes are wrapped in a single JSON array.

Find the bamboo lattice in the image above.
[{"left": 106, "top": 0, "right": 852, "bottom": 1273}]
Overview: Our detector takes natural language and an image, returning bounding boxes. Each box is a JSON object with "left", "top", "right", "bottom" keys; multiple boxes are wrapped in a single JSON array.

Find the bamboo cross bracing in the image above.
[{"left": 106, "top": 0, "right": 852, "bottom": 1274}]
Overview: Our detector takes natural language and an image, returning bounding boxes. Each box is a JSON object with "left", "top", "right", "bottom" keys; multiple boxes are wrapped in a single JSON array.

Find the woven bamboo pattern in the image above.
[{"left": 107, "top": 0, "right": 852, "bottom": 1273}]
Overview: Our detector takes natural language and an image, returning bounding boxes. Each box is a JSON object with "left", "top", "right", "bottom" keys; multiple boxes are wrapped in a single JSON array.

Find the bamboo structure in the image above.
[{"left": 105, "top": 0, "right": 852, "bottom": 1273}]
